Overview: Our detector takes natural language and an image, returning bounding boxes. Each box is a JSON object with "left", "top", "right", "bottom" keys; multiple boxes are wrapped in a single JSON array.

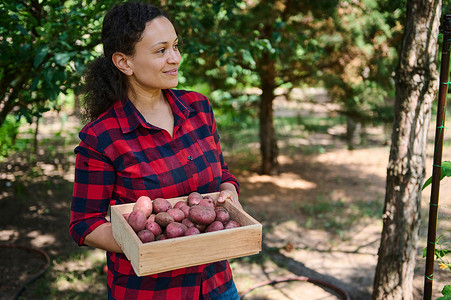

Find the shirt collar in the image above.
[{"left": 115, "top": 89, "right": 194, "bottom": 134}]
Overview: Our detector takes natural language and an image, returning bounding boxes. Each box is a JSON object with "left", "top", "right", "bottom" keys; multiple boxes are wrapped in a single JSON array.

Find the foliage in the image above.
[
  {"left": 168, "top": 0, "right": 339, "bottom": 99},
  {"left": 422, "top": 161, "right": 451, "bottom": 190},
  {"left": 0, "top": 115, "right": 22, "bottom": 158},
  {"left": 422, "top": 162, "right": 451, "bottom": 299},
  {"left": 162, "top": 0, "right": 402, "bottom": 168},
  {"left": 423, "top": 236, "right": 451, "bottom": 300},
  {"left": 160, "top": 0, "right": 343, "bottom": 173},
  {"left": 437, "top": 285, "right": 451, "bottom": 300},
  {"left": 319, "top": 0, "right": 403, "bottom": 126},
  {"left": 0, "top": 0, "right": 413, "bottom": 170},
  {"left": 0, "top": 0, "right": 115, "bottom": 126}
]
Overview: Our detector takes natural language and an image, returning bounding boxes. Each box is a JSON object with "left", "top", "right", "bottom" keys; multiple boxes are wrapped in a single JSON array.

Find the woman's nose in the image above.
[{"left": 167, "top": 49, "right": 181, "bottom": 64}]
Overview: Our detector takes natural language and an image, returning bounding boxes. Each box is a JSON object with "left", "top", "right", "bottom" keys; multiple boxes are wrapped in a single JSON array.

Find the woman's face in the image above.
[{"left": 126, "top": 17, "right": 181, "bottom": 92}]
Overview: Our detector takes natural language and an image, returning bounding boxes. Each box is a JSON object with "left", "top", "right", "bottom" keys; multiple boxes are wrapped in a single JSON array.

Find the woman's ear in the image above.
[{"left": 112, "top": 52, "right": 133, "bottom": 75}]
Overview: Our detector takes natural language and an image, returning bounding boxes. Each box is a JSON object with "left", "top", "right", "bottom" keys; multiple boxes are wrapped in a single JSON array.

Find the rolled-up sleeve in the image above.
[{"left": 69, "top": 138, "right": 115, "bottom": 246}]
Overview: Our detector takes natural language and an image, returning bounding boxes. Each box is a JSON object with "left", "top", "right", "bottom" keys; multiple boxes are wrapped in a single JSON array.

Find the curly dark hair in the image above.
[{"left": 81, "top": 2, "right": 168, "bottom": 122}]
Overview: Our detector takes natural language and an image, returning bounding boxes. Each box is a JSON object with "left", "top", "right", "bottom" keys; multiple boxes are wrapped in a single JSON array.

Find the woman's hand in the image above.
[
  {"left": 217, "top": 182, "right": 241, "bottom": 208},
  {"left": 84, "top": 222, "right": 123, "bottom": 254}
]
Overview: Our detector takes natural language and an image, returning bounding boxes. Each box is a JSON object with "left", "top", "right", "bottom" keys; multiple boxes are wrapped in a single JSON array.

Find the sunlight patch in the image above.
[
  {"left": 0, "top": 229, "right": 19, "bottom": 241},
  {"left": 330, "top": 189, "right": 352, "bottom": 202},
  {"left": 26, "top": 230, "right": 56, "bottom": 247},
  {"left": 247, "top": 172, "right": 316, "bottom": 190}
]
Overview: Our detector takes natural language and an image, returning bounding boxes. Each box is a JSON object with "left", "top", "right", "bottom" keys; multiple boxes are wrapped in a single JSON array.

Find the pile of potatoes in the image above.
[{"left": 123, "top": 192, "right": 241, "bottom": 243}]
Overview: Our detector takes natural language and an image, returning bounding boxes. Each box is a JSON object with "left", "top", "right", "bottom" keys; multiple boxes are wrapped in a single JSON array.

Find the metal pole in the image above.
[{"left": 424, "top": 13, "right": 451, "bottom": 300}]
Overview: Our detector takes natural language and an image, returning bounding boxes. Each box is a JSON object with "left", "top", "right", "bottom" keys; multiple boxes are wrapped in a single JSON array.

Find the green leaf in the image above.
[
  {"left": 54, "top": 52, "right": 76, "bottom": 67},
  {"left": 422, "top": 176, "right": 433, "bottom": 191},
  {"left": 435, "top": 249, "right": 451, "bottom": 259},
  {"left": 43, "top": 86, "right": 60, "bottom": 101},
  {"left": 73, "top": 60, "right": 86, "bottom": 73},
  {"left": 33, "top": 46, "right": 49, "bottom": 68},
  {"left": 272, "top": 31, "right": 282, "bottom": 43},
  {"left": 443, "top": 161, "right": 451, "bottom": 176},
  {"left": 30, "top": 76, "right": 40, "bottom": 92},
  {"left": 422, "top": 161, "right": 451, "bottom": 190},
  {"left": 16, "top": 24, "right": 28, "bottom": 36},
  {"left": 241, "top": 49, "right": 256, "bottom": 67},
  {"left": 443, "top": 285, "right": 451, "bottom": 296},
  {"left": 226, "top": 64, "right": 234, "bottom": 77},
  {"left": 44, "top": 69, "right": 53, "bottom": 83}
]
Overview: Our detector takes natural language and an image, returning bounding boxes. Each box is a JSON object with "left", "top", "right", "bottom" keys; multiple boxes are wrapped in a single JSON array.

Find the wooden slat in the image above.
[{"left": 111, "top": 203, "right": 142, "bottom": 271}]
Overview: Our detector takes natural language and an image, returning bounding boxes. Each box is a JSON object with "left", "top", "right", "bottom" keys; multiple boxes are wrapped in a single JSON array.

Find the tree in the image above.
[
  {"left": 163, "top": 0, "right": 339, "bottom": 174},
  {"left": 228, "top": 1, "right": 339, "bottom": 174},
  {"left": 319, "top": 0, "right": 404, "bottom": 150},
  {"left": 372, "top": 0, "right": 441, "bottom": 298},
  {"left": 168, "top": 0, "right": 399, "bottom": 173},
  {"left": 0, "top": 0, "right": 112, "bottom": 127}
]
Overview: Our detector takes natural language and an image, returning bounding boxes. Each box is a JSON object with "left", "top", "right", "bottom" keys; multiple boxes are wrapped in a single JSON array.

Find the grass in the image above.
[
  {"left": 219, "top": 113, "right": 346, "bottom": 158},
  {"left": 19, "top": 249, "right": 107, "bottom": 300},
  {"left": 292, "top": 192, "right": 384, "bottom": 238},
  {"left": 285, "top": 114, "right": 346, "bottom": 134}
]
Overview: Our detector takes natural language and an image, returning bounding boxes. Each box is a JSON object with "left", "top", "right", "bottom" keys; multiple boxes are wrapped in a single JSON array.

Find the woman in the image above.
[{"left": 69, "top": 2, "right": 241, "bottom": 299}]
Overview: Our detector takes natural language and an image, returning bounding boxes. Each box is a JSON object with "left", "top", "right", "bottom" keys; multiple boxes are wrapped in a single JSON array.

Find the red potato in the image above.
[
  {"left": 123, "top": 213, "right": 130, "bottom": 221},
  {"left": 180, "top": 205, "right": 190, "bottom": 218},
  {"left": 174, "top": 201, "right": 188, "bottom": 209},
  {"left": 165, "top": 222, "right": 188, "bottom": 238},
  {"left": 189, "top": 205, "right": 216, "bottom": 225},
  {"left": 206, "top": 220, "right": 224, "bottom": 232},
  {"left": 128, "top": 209, "right": 147, "bottom": 232},
  {"left": 147, "top": 214, "right": 156, "bottom": 222},
  {"left": 195, "top": 223, "right": 207, "bottom": 232},
  {"left": 167, "top": 208, "right": 185, "bottom": 222},
  {"left": 198, "top": 197, "right": 215, "bottom": 209},
  {"left": 214, "top": 207, "right": 230, "bottom": 225},
  {"left": 156, "top": 234, "right": 167, "bottom": 241},
  {"left": 137, "top": 229, "right": 155, "bottom": 243},
  {"left": 152, "top": 198, "right": 172, "bottom": 213},
  {"left": 187, "top": 192, "right": 203, "bottom": 206},
  {"left": 185, "top": 227, "right": 201, "bottom": 236},
  {"left": 145, "top": 221, "right": 162, "bottom": 236},
  {"left": 181, "top": 218, "right": 195, "bottom": 228},
  {"left": 203, "top": 195, "right": 215, "bottom": 202},
  {"left": 133, "top": 196, "right": 153, "bottom": 217},
  {"left": 155, "top": 212, "right": 174, "bottom": 228},
  {"left": 224, "top": 220, "right": 241, "bottom": 229}
]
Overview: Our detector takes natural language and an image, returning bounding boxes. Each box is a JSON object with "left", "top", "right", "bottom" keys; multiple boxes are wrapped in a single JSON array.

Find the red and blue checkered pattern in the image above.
[{"left": 70, "top": 89, "right": 239, "bottom": 299}]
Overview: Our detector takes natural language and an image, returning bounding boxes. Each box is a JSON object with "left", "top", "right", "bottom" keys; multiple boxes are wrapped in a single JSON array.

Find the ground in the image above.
[{"left": 0, "top": 91, "right": 450, "bottom": 299}]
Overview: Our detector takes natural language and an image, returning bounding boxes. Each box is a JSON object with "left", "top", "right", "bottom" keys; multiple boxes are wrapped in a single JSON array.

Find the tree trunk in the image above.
[
  {"left": 346, "top": 116, "right": 361, "bottom": 150},
  {"left": 258, "top": 52, "right": 279, "bottom": 175},
  {"left": 73, "top": 93, "right": 81, "bottom": 117},
  {"left": 0, "top": 75, "right": 27, "bottom": 128},
  {"left": 33, "top": 116, "right": 40, "bottom": 156},
  {"left": 372, "top": 0, "right": 441, "bottom": 299}
]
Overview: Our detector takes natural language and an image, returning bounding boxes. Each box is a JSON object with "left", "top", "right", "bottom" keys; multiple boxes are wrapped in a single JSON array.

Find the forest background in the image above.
[{"left": 1, "top": 0, "right": 451, "bottom": 299}]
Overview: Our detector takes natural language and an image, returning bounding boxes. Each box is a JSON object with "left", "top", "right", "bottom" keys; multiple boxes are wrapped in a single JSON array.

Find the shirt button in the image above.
[{"left": 187, "top": 155, "right": 193, "bottom": 161}]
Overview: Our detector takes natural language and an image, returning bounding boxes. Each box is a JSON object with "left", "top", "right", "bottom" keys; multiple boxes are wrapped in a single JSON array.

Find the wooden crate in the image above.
[{"left": 111, "top": 192, "right": 262, "bottom": 276}]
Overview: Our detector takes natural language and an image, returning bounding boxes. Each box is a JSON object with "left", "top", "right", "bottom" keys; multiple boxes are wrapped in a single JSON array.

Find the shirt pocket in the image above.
[{"left": 114, "top": 148, "right": 174, "bottom": 197}]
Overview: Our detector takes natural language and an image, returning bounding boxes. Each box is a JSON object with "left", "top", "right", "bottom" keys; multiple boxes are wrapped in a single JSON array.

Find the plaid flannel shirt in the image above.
[{"left": 69, "top": 89, "right": 239, "bottom": 299}]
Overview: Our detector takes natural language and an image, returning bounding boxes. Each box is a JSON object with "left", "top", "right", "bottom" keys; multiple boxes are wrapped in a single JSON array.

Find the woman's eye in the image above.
[
  {"left": 174, "top": 44, "right": 179, "bottom": 50},
  {"left": 157, "top": 48, "right": 165, "bottom": 54}
]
